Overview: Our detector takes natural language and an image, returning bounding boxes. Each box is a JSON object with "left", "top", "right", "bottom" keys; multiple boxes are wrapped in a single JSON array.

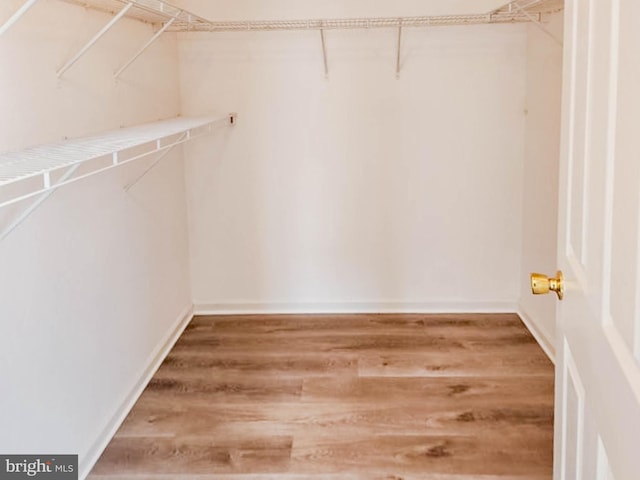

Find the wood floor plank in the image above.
[
  {"left": 90, "top": 314, "right": 555, "bottom": 479},
  {"left": 290, "top": 433, "right": 553, "bottom": 476},
  {"left": 138, "top": 376, "right": 303, "bottom": 403},
  {"left": 185, "top": 314, "right": 529, "bottom": 338},
  {"left": 300, "top": 376, "right": 554, "bottom": 404},
  {"left": 358, "top": 351, "right": 553, "bottom": 377},
  {"left": 115, "top": 400, "right": 552, "bottom": 438},
  {"left": 191, "top": 313, "right": 525, "bottom": 331},
  {"left": 179, "top": 315, "right": 536, "bottom": 341},
  {"left": 91, "top": 436, "right": 293, "bottom": 475},
  {"left": 157, "top": 352, "right": 359, "bottom": 378},
  {"left": 90, "top": 475, "right": 551, "bottom": 480},
  {"left": 171, "top": 332, "right": 540, "bottom": 355}
]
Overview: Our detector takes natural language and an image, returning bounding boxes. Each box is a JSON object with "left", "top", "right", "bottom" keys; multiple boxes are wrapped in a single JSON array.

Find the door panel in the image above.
[
  {"left": 608, "top": 0, "right": 640, "bottom": 355},
  {"left": 609, "top": 153, "right": 640, "bottom": 350},
  {"left": 555, "top": 0, "right": 640, "bottom": 479},
  {"left": 565, "top": 0, "right": 590, "bottom": 268},
  {"left": 581, "top": 0, "right": 614, "bottom": 316}
]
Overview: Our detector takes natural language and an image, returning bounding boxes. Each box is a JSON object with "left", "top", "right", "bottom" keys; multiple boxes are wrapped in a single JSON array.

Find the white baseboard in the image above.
[
  {"left": 194, "top": 300, "right": 518, "bottom": 315},
  {"left": 79, "top": 304, "right": 194, "bottom": 479},
  {"left": 517, "top": 306, "right": 556, "bottom": 364}
]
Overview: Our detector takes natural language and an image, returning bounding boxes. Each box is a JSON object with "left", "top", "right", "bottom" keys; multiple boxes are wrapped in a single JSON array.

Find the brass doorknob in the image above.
[{"left": 530, "top": 271, "right": 564, "bottom": 300}]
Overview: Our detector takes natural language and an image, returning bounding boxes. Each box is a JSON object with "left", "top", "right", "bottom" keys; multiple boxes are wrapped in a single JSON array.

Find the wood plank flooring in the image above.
[{"left": 89, "top": 314, "right": 554, "bottom": 480}]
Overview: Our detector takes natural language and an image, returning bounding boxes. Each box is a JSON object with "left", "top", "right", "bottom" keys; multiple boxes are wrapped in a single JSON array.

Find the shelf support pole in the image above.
[
  {"left": 0, "top": 0, "right": 39, "bottom": 37},
  {"left": 513, "top": 3, "right": 562, "bottom": 46},
  {"left": 0, "top": 164, "right": 80, "bottom": 242},
  {"left": 123, "top": 134, "right": 185, "bottom": 192},
  {"left": 57, "top": 2, "right": 133, "bottom": 78},
  {"left": 320, "top": 27, "right": 328, "bottom": 79},
  {"left": 396, "top": 21, "right": 403, "bottom": 79},
  {"left": 114, "top": 14, "right": 178, "bottom": 79}
]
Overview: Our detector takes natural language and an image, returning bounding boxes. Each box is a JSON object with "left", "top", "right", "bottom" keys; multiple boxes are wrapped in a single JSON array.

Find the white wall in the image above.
[
  {"left": 0, "top": 1, "right": 190, "bottom": 477},
  {"left": 519, "top": 13, "right": 564, "bottom": 358},
  {"left": 178, "top": 1, "right": 528, "bottom": 313}
]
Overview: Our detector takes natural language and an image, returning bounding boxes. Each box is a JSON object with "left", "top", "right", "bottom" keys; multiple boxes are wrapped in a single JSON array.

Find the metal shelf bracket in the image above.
[
  {"left": 0, "top": 0, "right": 39, "bottom": 37},
  {"left": 123, "top": 136, "right": 184, "bottom": 191},
  {"left": 57, "top": 1, "right": 133, "bottom": 78},
  {"left": 320, "top": 27, "right": 329, "bottom": 79},
  {"left": 513, "top": 2, "right": 562, "bottom": 46},
  {"left": 0, "top": 164, "right": 79, "bottom": 242},
  {"left": 124, "top": 112, "right": 236, "bottom": 191},
  {"left": 396, "top": 21, "right": 403, "bottom": 79},
  {"left": 114, "top": 12, "right": 179, "bottom": 79}
]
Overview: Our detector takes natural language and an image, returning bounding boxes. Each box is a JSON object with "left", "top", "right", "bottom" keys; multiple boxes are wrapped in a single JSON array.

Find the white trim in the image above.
[
  {"left": 194, "top": 301, "right": 518, "bottom": 316},
  {"left": 79, "top": 304, "right": 194, "bottom": 479},
  {"left": 517, "top": 305, "right": 556, "bottom": 363}
]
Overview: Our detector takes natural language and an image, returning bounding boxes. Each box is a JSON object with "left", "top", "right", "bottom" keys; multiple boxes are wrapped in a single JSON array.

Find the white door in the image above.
[{"left": 553, "top": 0, "right": 640, "bottom": 479}]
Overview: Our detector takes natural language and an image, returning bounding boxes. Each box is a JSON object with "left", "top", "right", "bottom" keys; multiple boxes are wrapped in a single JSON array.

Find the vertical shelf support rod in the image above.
[
  {"left": 57, "top": 2, "right": 133, "bottom": 78},
  {"left": 396, "top": 21, "right": 403, "bottom": 79},
  {"left": 320, "top": 27, "right": 329, "bottom": 79},
  {"left": 0, "top": 0, "right": 39, "bottom": 37},
  {"left": 114, "top": 13, "right": 178, "bottom": 79}
]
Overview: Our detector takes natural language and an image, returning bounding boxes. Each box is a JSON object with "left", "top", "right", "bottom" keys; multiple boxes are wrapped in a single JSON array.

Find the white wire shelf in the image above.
[
  {"left": 2, "top": 0, "right": 563, "bottom": 78},
  {"left": 0, "top": 114, "right": 234, "bottom": 209},
  {"left": 57, "top": 0, "right": 564, "bottom": 31},
  {"left": 58, "top": 0, "right": 209, "bottom": 27}
]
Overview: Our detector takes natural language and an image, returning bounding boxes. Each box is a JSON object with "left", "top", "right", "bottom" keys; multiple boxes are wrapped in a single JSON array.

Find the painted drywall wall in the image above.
[
  {"left": 178, "top": 1, "right": 528, "bottom": 312},
  {"left": 0, "top": 1, "right": 189, "bottom": 476},
  {"left": 519, "top": 13, "right": 563, "bottom": 356}
]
